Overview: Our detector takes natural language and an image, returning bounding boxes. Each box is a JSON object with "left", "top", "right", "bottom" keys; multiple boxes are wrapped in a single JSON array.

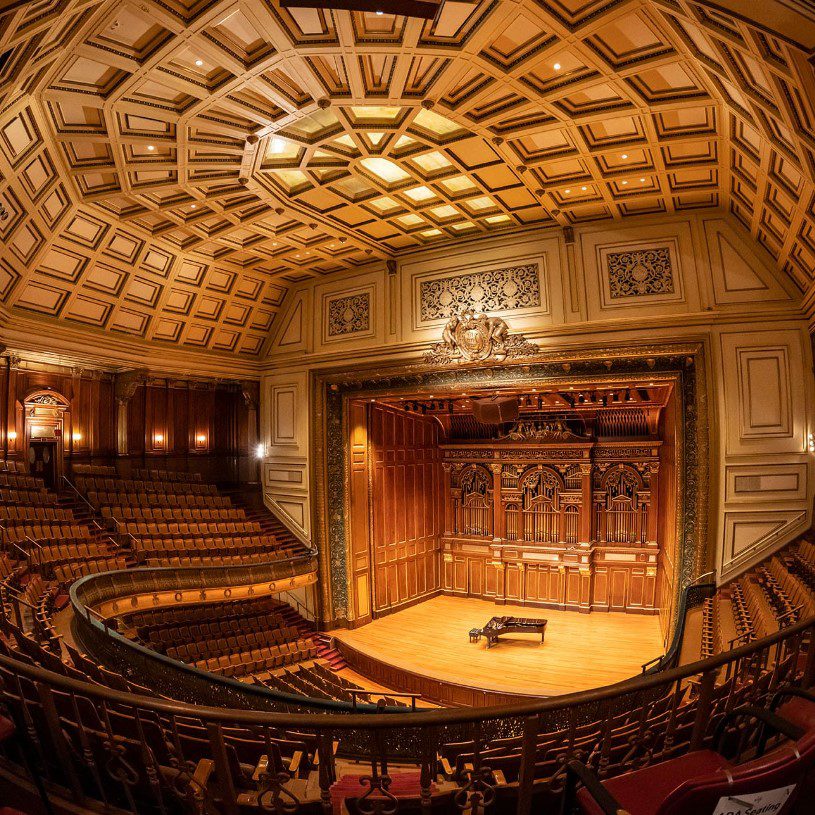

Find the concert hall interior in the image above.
[{"left": 3, "top": 1, "right": 815, "bottom": 814}]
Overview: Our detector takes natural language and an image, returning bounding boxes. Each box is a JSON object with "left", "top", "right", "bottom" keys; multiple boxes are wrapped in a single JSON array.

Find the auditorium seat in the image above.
[{"left": 568, "top": 703, "right": 815, "bottom": 815}]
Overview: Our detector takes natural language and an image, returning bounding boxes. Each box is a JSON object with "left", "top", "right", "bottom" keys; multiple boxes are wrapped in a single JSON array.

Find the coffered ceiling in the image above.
[{"left": 0, "top": 0, "right": 814, "bottom": 357}]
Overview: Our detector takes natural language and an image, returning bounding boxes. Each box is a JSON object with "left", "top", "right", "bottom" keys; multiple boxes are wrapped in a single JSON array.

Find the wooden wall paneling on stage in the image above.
[
  {"left": 349, "top": 401, "right": 372, "bottom": 624},
  {"left": 330, "top": 595, "right": 664, "bottom": 699},
  {"left": 368, "top": 404, "right": 443, "bottom": 615}
]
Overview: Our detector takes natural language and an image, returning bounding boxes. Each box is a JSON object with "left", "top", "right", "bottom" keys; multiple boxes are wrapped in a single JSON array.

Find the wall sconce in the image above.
[
  {"left": 154, "top": 433, "right": 165, "bottom": 446},
  {"left": 72, "top": 432, "right": 82, "bottom": 442},
  {"left": 7, "top": 431, "right": 16, "bottom": 442},
  {"left": 255, "top": 443, "right": 265, "bottom": 459},
  {"left": 196, "top": 434, "right": 207, "bottom": 445},
  {"left": 809, "top": 433, "right": 815, "bottom": 453}
]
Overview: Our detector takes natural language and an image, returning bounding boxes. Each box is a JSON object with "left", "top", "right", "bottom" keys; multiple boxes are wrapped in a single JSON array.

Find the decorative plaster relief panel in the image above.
[
  {"left": 580, "top": 220, "right": 701, "bottom": 319},
  {"left": 598, "top": 240, "right": 683, "bottom": 307},
  {"left": 605, "top": 247, "right": 674, "bottom": 299},
  {"left": 418, "top": 262, "right": 542, "bottom": 321},
  {"left": 315, "top": 270, "right": 384, "bottom": 349},
  {"left": 327, "top": 292, "right": 371, "bottom": 337},
  {"left": 403, "top": 237, "right": 557, "bottom": 338}
]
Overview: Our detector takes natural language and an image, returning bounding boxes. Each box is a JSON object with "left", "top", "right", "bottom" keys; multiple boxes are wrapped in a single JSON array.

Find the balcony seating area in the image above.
[
  {"left": 70, "top": 463, "right": 307, "bottom": 567},
  {"left": 1, "top": 461, "right": 128, "bottom": 592},
  {"left": 0, "top": 524, "right": 812, "bottom": 813}
]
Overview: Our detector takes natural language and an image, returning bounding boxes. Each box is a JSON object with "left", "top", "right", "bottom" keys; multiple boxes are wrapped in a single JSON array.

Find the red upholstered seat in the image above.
[
  {"left": 577, "top": 750, "right": 729, "bottom": 815},
  {"left": 0, "top": 715, "right": 15, "bottom": 743},
  {"left": 577, "top": 731, "right": 815, "bottom": 815},
  {"left": 778, "top": 697, "right": 815, "bottom": 730}
]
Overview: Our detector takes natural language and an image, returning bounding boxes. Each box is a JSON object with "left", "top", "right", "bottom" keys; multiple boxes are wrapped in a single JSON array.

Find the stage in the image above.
[{"left": 330, "top": 595, "right": 664, "bottom": 700}]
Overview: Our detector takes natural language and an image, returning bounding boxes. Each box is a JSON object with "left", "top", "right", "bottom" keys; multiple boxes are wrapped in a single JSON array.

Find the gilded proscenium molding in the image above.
[
  {"left": 312, "top": 342, "right": 708, "bottom": 626},
  {"left": 419, "top": 263, "right": 542, "bottom": 321}
]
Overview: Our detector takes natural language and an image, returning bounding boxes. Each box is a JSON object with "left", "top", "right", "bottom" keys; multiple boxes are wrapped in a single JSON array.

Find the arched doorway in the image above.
[{"left": 20, "top": 389, "right": 70, "bottom": 489}]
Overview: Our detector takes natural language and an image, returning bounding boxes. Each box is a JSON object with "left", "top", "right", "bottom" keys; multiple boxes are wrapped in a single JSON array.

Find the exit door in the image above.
[{"left": 28, "top": 441, "right": 57, "bottom": 488}]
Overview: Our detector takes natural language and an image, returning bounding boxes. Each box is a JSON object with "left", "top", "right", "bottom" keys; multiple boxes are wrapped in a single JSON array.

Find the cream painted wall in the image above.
[{"left": 261, "top": 210, "right": 814, "bottom": 585}]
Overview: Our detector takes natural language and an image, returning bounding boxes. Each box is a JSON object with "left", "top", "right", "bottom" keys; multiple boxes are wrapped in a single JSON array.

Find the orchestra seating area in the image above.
[
  {"left": 122, "top": 596, "right": 319, "bottom": 678},
  {"left": 0, "top": 460, "right": 129, "bottom": 589}
]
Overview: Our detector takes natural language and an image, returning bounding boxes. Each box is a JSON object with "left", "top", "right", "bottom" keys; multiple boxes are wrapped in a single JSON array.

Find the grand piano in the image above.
[{"left": 471, "top": 615, "right": 548, "bottom": 648}]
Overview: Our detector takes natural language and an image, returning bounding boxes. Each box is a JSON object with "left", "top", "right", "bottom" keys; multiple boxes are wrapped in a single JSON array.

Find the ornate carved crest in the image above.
[
  {"left": 424, "top": 309, "right": 539, "bottom": 365},
  {"left": 500, "top": 419, "right": 581, "bottom": 442},
  {"left": 27, "top": 394, "right": 61, "bottom": 406}
]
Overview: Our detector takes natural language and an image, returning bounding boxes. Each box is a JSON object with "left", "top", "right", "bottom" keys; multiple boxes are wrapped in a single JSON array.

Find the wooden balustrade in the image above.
[{"left": 0, "top": 615, "right": 812, "bottom": 815}]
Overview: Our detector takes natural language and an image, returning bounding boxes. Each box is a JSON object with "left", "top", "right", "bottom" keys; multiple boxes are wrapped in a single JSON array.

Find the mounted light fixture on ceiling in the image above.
[{"left": 279, "top": 0, "right": 442, "bottom": 19}]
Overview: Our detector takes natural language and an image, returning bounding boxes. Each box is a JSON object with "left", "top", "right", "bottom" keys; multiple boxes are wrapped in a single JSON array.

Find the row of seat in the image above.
[
  {"left": 89, "top": 490, "right": 232, "bottom": 509},
  {"left": 122, "top": 520, "right": 263, "bottom": 536},
  {"left": 76, "top": 476, "right": 217, "bottom": 496},
  {"left": 1, "top": 505, "right": 74, "bottom": 522},
  {"left": 129, "top": 596, "right": 290, "bottom": 632},
  {"left": 0, "top": 472, "right": 45, "bottom": 490},
  {"left": 52, "top": 556, "right": 130, "bottom": 584},
  {"left": 131, "top": 467, "right": 204, "bottom": 484},
  {"left": 102, "top": 505, "right": 248, "bottom": 522},
  {"left": 5, "top": 522, "right": 92, "bottom": 544},
  {"left": 28, "top": 540, "right": 121, "bottom": 567},
  {"left": 195, "top": 639, "right": 318, "bottom": 678},
  {"left": 167, "top": 625, "right": 303, "bottom": 663},
  {"left": 131, "top": 536, "right": 279, "bottom": 555},
  {"left": 144, "top": 613, "right": 288, "bottom": 647},
  {"left": 0, "top": 488, "right": 56, "bottom": 505}
]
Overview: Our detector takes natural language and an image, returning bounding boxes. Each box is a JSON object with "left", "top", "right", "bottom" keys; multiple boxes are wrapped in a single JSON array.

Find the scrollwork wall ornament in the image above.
[
  {"left": 607, "top": 247, "right": 674, "bottom": 299},
  {"left": 424, "top": 309, "right": 540, "bottom": 365},
  {"left": 500, "top": 419, "right": 580, "bottom": 441},
  {"left": 419, "top": 263, "right": 541, "bottom": 321}
]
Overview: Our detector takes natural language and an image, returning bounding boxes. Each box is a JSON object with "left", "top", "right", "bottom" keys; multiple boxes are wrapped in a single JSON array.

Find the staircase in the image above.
[
  {"left": 275, "top": 602, "right": 347, "bottom": 670},
  {"left": 312, "top": 632, "right": 347, "bottom": 671},
  {"left": 223, "top": 489, "right": 310, "bottom": 558}
]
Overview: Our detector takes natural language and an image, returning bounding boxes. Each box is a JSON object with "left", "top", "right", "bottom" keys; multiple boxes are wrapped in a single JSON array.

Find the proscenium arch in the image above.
[{"left": 314, "top": 342, "right": 709, "bottom": 630}]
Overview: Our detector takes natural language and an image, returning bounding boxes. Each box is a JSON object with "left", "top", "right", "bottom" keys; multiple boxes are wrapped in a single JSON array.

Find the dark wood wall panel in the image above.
[
  {"left": 369, "top": 404, "right": 442, "bottom": 615},
  {"left": 0, "top": 360, "right": 257, "bottom": 484}
]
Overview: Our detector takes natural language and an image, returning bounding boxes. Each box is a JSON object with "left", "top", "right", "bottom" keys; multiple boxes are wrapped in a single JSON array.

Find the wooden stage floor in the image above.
[{"left": 330, "top": 595, "right": 665, "bottom": 697}]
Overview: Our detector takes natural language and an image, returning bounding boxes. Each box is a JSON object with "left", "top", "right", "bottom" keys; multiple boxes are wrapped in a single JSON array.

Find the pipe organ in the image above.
[{"left": 441, "top": 442, "right": 662, "bottom": 614}]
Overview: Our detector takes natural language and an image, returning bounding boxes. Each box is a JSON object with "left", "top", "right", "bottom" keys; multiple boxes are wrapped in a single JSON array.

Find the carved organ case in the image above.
[{"left": 441, "top": 441, "right": 662, "bottom": 614}]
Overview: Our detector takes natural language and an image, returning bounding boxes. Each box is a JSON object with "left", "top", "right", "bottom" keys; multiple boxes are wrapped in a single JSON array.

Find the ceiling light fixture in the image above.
[
  {"left": 147, "top": 145, "right": 155, "bottom": 151},
  {"left": 621, "top": 180, "right": 628, "bottom": 185},
  {"left": 194, "top": 59, "right": 203, "bottom": 67},
  {"left": 581, "top": 186, "right": 587, "bottom": 191},
  {"left": 553, "top": 62, "right": 561, "bottom": 70},
  {"left": 640, "top": 177, "right": 646, "bottom": 182},
  {"left": 190, "top": 204, "right": 196, "bottom": 209},
  {"left": 564, "top": 189, "right": 571, "bottom": 194},
  {"left": 621, "top": 154, "right": 628, "bottom": 159}
]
